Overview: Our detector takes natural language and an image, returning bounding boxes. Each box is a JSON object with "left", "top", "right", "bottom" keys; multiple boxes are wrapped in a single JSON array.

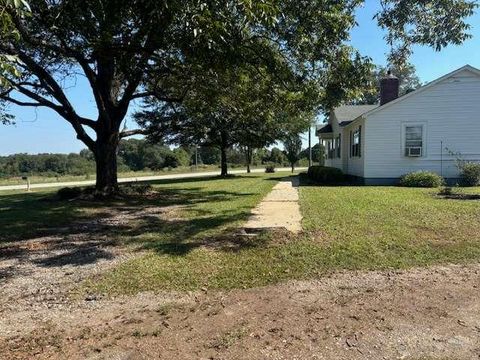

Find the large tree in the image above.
[
  {"left": 283, "top": 134, "right": 303, "bottom": 173},
  {"left": 0, "top": 0, "right": 294, "bottom": 194},
  {"left": 0, "top": 0, "right": 476, "bottom": 194}
]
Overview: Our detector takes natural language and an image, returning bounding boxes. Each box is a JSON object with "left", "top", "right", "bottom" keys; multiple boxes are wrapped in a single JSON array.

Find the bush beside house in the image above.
[
  {"left": 459, "top": 163, "right": 480, "bottom": 186},
  {"left": 399, "top": 171, "right": 444, "bottom": 188},
  {"left": 307, "top": 166, "right": 344, "bottom": 184}
]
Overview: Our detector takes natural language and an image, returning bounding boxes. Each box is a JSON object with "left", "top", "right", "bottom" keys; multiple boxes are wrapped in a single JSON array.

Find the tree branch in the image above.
[
  {"left": 129, "top": 91, "right": 186, "bottom": 103},
  {"left": 0, "top": 47, "right": 98, "bottom": 147},
  {"left": 14, "top": 84, "right": 64, "bottom": 112},
  {"left": 119, "top": 128, "right": 149, "bottom": 138},
  {"left": 3, "top": 96, "right": 43, "bottom": 107},
  {"left": 8, "top": 9, "right": 99, "bottom": 95},
  {"left": 116, "top": 27, "right": 161, "bottom": 118},
  {"left": 2, "top": 16, "right": 96, "bottom": 128},
  {"left": 1, "top": 76, "right": 97, "bottom": 149}
]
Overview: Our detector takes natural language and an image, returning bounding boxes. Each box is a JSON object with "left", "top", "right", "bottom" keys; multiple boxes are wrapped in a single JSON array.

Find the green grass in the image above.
[
  {"left": 300, "top": 185, "right": 480, "bottom": 269},
  {"left": 0, "top": 190, "right": 92, "bottom": 242},
  {"left": 90, "top": 182, "right": 480, "bottom": 295},
  {"left": 3, "top": 174, "right": 480, "bottom": 296},
  {"left": 0, "top": 173, "right": 285, "bottom": 243}
]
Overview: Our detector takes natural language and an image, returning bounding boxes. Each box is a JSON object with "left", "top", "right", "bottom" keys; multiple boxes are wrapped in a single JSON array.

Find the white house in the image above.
[{"left": 316, "top": 65, "right": 480, "bottom": 185}]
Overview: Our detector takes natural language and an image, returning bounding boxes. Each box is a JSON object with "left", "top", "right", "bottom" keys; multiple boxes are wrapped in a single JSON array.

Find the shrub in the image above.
[
  {"left": 459, "top": 162, "right": 480, "bottom": 186},
  {"left": 399, "top": 171, "right": 444, "bottom": 188},
  {"left": 307, "top": 166, "right": 344, "bottom": 184},
  {"left": 265, "top": 164, "right": 276, "bottom": 173}
]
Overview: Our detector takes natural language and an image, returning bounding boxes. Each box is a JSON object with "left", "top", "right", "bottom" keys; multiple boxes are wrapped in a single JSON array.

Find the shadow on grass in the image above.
[
  {"left": 0, "top": 174, "right": 279, "bottom": 274},
  {"left": 136, "top": 173, "right": 279, "bottom": 186},
  {"left": 297, "top": 172, "right": 364, "bottom": 188},
  {"left": 439, "top": 193, "right": 480, "bottom": 201}
]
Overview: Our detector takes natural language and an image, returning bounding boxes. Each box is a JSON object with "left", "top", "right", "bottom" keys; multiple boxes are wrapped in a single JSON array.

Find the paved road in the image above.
[{"left": 0, "top": 167, "right": 306, "bottom": 191}]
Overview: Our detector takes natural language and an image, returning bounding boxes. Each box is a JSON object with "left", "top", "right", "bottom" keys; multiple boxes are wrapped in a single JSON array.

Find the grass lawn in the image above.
[
  {"left": 0, "top": 173, "right": 287, "bottom": 243},
  {"left": 89, "top": 181, "right": 480, "bottom": 295},
  {"left": 2, "top": 174, "right": 480, "bottom": 296},
  {"left": 300, "top": 184, "right": 480, "bottom": 269},
  {"left": 0, "top": 173, "right": 291, "bottom": 292}
]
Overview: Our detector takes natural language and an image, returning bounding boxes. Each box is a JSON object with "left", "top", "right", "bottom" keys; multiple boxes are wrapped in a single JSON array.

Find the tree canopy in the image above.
[
  {"left": 0, "top": 0, "right": 29, "bottom": 125},
  {"left": 376, "top": 0, "right": 477, "bottom": 67},
  {"left": 135, "top": 61, "right": 319, "bottom": 175},
  {"left": 0, "top": 0, "right": 371, "bottom": 192}
]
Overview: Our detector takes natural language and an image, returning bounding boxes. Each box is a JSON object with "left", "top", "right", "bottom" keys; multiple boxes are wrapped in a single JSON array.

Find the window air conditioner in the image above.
[{"left": 406, "top": 147, "right": 422, "bottom": 157}]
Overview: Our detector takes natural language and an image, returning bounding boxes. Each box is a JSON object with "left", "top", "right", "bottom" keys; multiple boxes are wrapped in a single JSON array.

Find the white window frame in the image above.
[
  {"left": 350, "top": 126, "right": 361, "bottom": 158},
  {"left": 402, "top": 122, "right": 427, "bottom": 158},
  {"left": 327, "top": 139, "right": 335, "bottom": 159},
  {"left": 336, "top": 134, "right": 341, "bottom": 158}
]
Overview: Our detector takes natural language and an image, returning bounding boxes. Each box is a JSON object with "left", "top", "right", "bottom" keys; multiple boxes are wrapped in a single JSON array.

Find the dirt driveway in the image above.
[{"left": 1, "top": 249, "right": 479, "bottom": 360}]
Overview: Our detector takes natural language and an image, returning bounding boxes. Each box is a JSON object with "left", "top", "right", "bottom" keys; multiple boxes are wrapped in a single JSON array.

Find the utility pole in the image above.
[
  {"left": 440, "top": 140, "right": 443, "bottom": 178},
  {"left": 308, "top": 125, "right": 312, "bottom": 168}
]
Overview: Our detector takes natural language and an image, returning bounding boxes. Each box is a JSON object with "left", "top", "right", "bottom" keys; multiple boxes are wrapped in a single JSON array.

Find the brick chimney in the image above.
[{"left": 380, "top": 70, "right": 399, "bottom": 105}]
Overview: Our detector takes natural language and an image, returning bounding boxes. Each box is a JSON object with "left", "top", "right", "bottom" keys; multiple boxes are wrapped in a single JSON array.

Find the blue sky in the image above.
[{"left": 1, "top": 2, "right": 479, "bottom": 155}]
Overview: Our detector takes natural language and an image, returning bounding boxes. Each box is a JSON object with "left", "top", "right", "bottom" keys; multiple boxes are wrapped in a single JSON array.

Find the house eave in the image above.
[
  {"left": 351, "top": 64, "right": 480, "bottom": 124},
  {"left": 315, "top": 123, "right": 333, "bottom": 137}
]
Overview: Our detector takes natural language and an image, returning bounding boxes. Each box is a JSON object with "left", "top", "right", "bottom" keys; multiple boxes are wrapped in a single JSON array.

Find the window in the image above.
[
  {"left": 350, "top": 126, "right": 361, "bottom": 157},
  {"left": 327, "top": 140, "right": 335, "bottom": 159},
  {"left": 336, "top": 134, "right": 341, "bottom": 158},
  {"left": 405, "top": 125, "right": 423, "bottom": 157}
]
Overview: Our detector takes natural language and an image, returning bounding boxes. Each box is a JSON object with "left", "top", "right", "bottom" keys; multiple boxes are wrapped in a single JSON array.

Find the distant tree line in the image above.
[{"left": 0, "top": 139, "right": 324, "bottom": 178}]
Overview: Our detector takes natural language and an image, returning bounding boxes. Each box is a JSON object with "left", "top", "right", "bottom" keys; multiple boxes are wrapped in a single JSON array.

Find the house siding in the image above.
[
  {"left": 343, "top": 119, "right": 365, "bottom": 177},
  {"left": 324, "top": 114, "right": 343, "bottom": 170},
  {"left": 364, "top": 68, "right": 480, "bottom": 180},
  {"left": 323, "top": 115, "right": 365, "bottom": 177}
]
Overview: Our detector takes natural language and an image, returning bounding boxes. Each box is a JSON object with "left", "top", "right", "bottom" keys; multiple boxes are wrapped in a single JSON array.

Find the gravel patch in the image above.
[{"left": 1, "top": 263, "right": 479, "bottom": 359}]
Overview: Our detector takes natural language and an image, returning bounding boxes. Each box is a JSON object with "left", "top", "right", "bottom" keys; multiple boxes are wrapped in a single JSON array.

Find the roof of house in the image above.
[
  {"left": 316, "top": 123, "right": 333, "bottom": 134},
  {"left": 333, "top": 105, "right": 378, "bottom": 126},
  {"left": 320, "top": 65, "right": 480, "bottom": 135},
  {"left": 347, "top": 64, "right": 480, "bottom": 125}
]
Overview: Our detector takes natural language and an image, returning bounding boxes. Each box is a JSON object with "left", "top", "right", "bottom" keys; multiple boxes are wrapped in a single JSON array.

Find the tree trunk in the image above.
[
  {"left": 291, "top": 162, "right": 295, "bottom": 173},
  {"left": 220, "top": 146, "right": 228, "bottom": 176},
  {"left": 94, "top": 136, "right": 119, "bottom": 197},
  {"left": 220, "top": 131, "right": 228, "bottom": 177},
  {"left": 246, "top": 146, "right": 252, "bottom": 173}
]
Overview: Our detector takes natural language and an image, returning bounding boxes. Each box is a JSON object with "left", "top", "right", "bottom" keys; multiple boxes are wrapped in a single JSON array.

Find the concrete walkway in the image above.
[
  {"left": 0, "top": 167, "right": 307, "bottom": 192},
  {"left": 244, "top": 176, "right": 302, "bottom": 233}
]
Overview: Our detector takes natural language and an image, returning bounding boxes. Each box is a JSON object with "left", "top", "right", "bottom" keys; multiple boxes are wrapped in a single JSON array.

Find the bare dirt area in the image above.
[
  {"left": 0, "top": 204, "right": 177, "bottom": 339},
  {"left": 1, "top": 261, "right": 479, "bottom": 360}
]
